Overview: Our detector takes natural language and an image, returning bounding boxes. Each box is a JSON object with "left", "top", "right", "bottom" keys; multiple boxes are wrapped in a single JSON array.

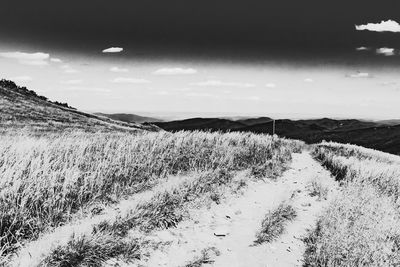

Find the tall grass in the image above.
[
  {"left": 254, "top": 203, "right": 297, "bottom": 244},
  {"left": 317, "top": 141, "right": 400, "bottom": 164},
  {"left": 305, "top": 142, "right": 400, "bottom": 266},
  {"left": 0, "top": 130, "right": 303, "bottom": 259}
]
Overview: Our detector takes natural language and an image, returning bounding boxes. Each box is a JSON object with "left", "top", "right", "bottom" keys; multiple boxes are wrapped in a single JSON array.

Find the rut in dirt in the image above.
[{"left": 139, "top": 151, "right": 338, "bottom": 267}]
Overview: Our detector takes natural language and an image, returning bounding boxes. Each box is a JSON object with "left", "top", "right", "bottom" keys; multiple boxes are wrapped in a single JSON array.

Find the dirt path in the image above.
[{"left": 141, "top": 151, "right": 337, "bottom": 267}]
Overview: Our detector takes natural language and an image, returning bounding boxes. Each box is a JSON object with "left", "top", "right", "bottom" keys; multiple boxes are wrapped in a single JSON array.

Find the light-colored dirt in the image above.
[{"left": 140, "top": 151, "right": 337, "bottom": 267}]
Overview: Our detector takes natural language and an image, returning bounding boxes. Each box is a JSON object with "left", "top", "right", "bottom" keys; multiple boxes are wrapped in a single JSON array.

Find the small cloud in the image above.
[
  {"left": 376, "top": 47, "right": 395, "bottom": 56},
  {"left": 265, "top": 83, "right": 277, "bottom": 88},
  {"left": 61, "top": 65, "right": 78, "bottom": 74},
  {"left": 61, "top": 79, "right": 83, "bottom": 85},
  {"left": 10, "top": 76, "right": 33, "bottom": 82},
  {"left": 304, "top": 78, "right": 314, "bottom": 83},
  {"left": 50, "top": 58, "right": 62, "bottom": 63},
  {"left": 110, "top": 66, "right": 129, "bottom": 73},
  {"left": 0, "top": 51, "right": 50, "bottom": 66},
  {"left": 355, "top": 20, "right": 400, "bottom": 32},
  {"left": 102, "top": 47, "right": 123, "bottom": 53},
  {"left": 348, "top": 72, "right": 371, "bottom": 78},
  {"left": 356, "top": 47, "right": 369, "bottom": 51},
  {"left": 111, "top": 77, "right": 151, "bottom": 84},
  {"left": 153, "top": 67, "right": 197, "bottom": 75},
  {"left": 191, "top": 80, "right": 255, "bottom": 88}
]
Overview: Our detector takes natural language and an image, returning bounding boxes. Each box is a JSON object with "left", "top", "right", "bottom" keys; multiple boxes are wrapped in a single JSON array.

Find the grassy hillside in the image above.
[
  {"left": 304, "top": 142, "right": 400, "bottom": 266},
  {"left": 0, "top": 130, "right": 303, "bottom": 264},
  {"left": 0, "top": 79, "right": 155, "bottom": 133}
]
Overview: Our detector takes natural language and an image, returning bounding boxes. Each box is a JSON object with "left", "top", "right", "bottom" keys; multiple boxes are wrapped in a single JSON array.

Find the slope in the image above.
[{"left": 0, "top": 79, "right": 153, "bottom": 132}]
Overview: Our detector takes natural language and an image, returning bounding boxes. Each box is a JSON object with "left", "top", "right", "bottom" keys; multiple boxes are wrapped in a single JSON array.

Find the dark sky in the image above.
[{"left": 2, "top": 0, "right": 400, "bottom": 62}]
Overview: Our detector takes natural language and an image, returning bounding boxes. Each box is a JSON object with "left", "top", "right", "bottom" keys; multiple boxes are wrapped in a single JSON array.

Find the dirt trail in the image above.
[{"left": 141, "top": 151, "right": 337, "bottom": 267}]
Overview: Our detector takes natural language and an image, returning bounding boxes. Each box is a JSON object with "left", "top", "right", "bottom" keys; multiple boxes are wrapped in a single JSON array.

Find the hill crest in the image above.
[{"left": 0, "top": 79, "right": 155, "bottom": 132}]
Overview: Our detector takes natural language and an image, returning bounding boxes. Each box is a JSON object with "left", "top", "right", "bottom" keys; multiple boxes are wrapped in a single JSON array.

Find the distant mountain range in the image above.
[
  {"left": 95, "top": 113, "right": 163, "bottom": 124},
  {"left": 152, "top": 117, "right": 400, "bottom": 155}
]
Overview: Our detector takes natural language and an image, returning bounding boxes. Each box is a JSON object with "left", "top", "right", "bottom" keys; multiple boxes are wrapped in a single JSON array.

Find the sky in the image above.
[{"left": 1, "top": 0, "right": 400, "bottom": 119}]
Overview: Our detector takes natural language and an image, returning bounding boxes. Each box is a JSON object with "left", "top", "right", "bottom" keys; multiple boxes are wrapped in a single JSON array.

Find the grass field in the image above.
[
  {"left": 0, "top": 130, "right": 303, "bottom": 264},
  {"left": 304, "top": 142, "right": 400, "bottom": 266}
]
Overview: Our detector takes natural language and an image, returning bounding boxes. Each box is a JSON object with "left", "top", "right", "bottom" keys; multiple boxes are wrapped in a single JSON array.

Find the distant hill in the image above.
[
  {"left": 154, "top": 118, "right": 247, "bottom": 132},
  {"left": 377, "top": 119, "right": 400, "bottom": 126},
  {"left": 236, "top": 117, "right": 273, "bottom": 126},
  {"left": 95, "top": 113, "right": 162, "bottom": 124},
  {"left": 0, "top": 79, "right": 156, "bottom": 132},
  {"left": 155, "top": 117, "right": 400, "bottom": 155},
  {"left": 302, "top": 125, "right": 400, "bottom": 155}
]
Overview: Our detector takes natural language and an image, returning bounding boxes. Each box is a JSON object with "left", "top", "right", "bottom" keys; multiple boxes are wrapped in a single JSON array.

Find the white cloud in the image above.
[
  {"left": 355, "top": 20, "right": 400, "bottom": 32},
  {"left": 376, "top": 47, "right": 395, "bottom": 56},
  {"left": 110, "top": 66, "right": 129, "bottom": 73},
  {"left": 304, "top": 78, "right": 314, "bottom": 83},
  {"left": 50, "top": 58, "right": 62, "bottom": 63},
  {"left": 102, "top": 47, "right": 123, "bottom": 53},
  {"left": 61, "top": 65, "right": 78, "bottom": 74},
  {"left": 0, "top": 51, "right": 50, "bottom": 66},
  {"left": 348, "top": 72, "right": 370, "bottom": 78},
  {"left": 153, "top": 67, "right": 197, "bottom": 75},
  {"left": 191, "top": 80, "right": 255, "bottom": 88},
  {"left": 111, "top": 77, "right": 151, "bottom": 84},
  {"left": 265, "top": 83, "right": 276, "bottom": 88},
  {"left": 356, "top": 47, "right": 369, "bottom": 51},
  {"left": 61, "top": 79, "right": 83, "bottom": 85},
  {"left": 10, "top": 76, "right": 33, "bottom": 82}
]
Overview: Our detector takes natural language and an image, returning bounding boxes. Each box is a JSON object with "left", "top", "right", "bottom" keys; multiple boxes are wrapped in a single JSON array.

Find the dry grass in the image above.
[
  {"left": 183, "top": 247, "right": 220, "bottom": 267},
  {"left": 304, "top": 184, "right": 400, "bottom": 266},
  {"left": 305, "top": 142, "right": 400, "bottom": 266},
  {"left": 307, "top": 175, "right": 331, "bottom": 201},
  {"left": 254, "top": 203, "right": 297, "bottom": 244},
  {"left": 317, "top": 141, "right": 400, "bottom": 164},
  {"left": 42, "top": 233, "right": 140, "bottom": 267},
  {"left": 0, "top": 130, "right": 303, "bottom": 261}
]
